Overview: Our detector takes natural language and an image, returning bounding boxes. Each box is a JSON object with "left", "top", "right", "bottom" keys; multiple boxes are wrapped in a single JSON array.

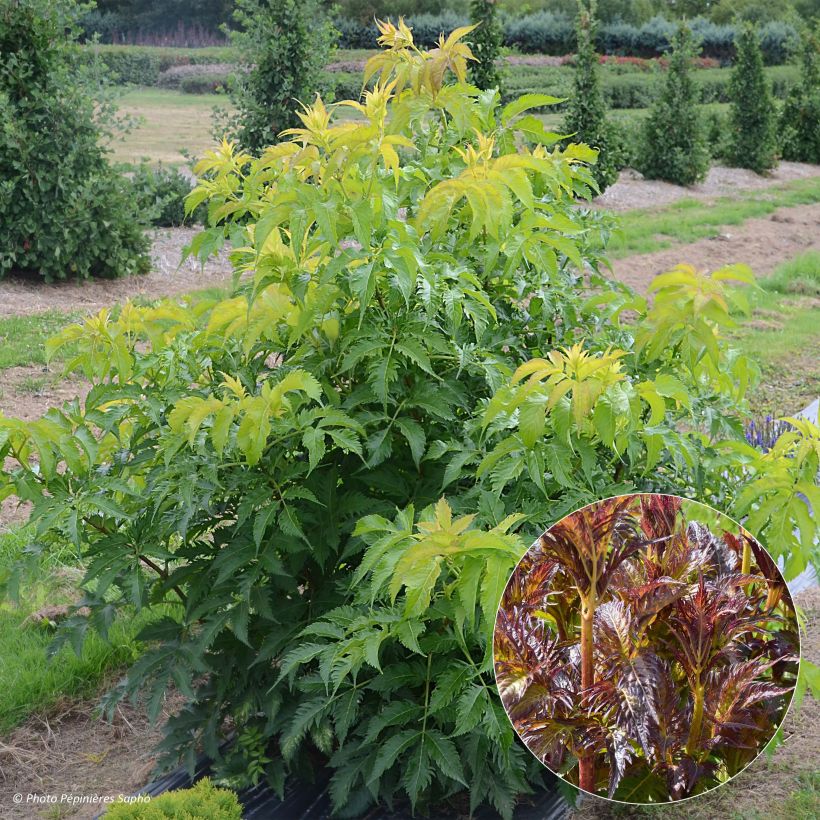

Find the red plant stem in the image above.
[{"left": 578, "top": 589, "right": 597, "bottom": 793}]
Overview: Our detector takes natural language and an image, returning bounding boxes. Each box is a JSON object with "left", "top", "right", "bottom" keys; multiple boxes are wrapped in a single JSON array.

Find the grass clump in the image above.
[{"left": 761, "top": 250, "right": 820, "bottom": 296}]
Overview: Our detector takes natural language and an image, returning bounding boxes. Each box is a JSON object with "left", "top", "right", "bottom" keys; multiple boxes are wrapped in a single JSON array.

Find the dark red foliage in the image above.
[{"left": 494, "top": 494, "right": 798, "bottom": 802}]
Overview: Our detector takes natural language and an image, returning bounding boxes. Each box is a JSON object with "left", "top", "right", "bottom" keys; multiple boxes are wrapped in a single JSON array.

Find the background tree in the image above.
[
  {"left": 562, "top": 0, "right": 620, "bottom": 192},
  {"left": 726, "top": 24, "right": 777, "bottom": 174},
  {"left": 0, "top": 0, "right": 149, "bottom": 281},
  {"left": 219, "top": 0, "right": 337, "bottom": 153},
  {"left": 638, "top": 23, "right": 710, "bottom": 186},
  {"left": 779, "top": 26, "right": 820, "bottom": 163},
  {"left": 469, "top": 0, "right": 503, "bottom": 90}
]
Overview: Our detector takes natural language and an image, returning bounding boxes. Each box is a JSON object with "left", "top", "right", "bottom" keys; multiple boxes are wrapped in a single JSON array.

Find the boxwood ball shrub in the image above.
[
  {"left": 0, "top": 0, "right": 150, "bottom": 282},
  {"left": 1, "top": 19, "right": 819, "bottom": 820}
]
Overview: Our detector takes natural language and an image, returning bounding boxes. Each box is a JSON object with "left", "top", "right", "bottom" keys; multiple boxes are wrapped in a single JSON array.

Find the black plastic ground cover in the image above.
[{"left": 134, "top": 754, "right": 569, "bottom": 820}]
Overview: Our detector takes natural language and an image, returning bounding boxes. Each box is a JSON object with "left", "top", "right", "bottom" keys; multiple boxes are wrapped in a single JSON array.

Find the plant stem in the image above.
[
  {"left": 686, "top": 683, "right": 705, "bottom": 757},
  {"left": 741, "top": 540, "right": 751, "bottom": 575},
  {"left": 741, "top": 538, "right": 753, "bottom": 594},
  {"left": 578, "top": 589, "right": 597, "bottom": 793}
]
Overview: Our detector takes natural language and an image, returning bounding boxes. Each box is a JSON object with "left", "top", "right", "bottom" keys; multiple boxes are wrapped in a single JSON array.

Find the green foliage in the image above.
[
  {"left": 780, "top": 28, "right": 820, "bottom": 163},
  {"left": 1, "top": 20, "right": 818, "bottom": 820},
  {"left": 727, "top": 25, "right": 777, "bottom": 174},
  {"left": 104, "top": 779, "right": 242, "bottom": 819},
  {"left": 563, "top": 1, "right": 619, "bottom": 192},
  {"left": 638, "top": 24, "right": 710, "bottom": 186},
  {"left": 0, "top": 0, "right": 150, "bottom": 282},
  {"left": 220, "top": 0, "right": 337, "bottom": 153},
  {"left": 469, "top": 1, "right": 503, "bottom": 91},
  {"left": 128, "top": 163, "right": 205, "bottom": 227}
]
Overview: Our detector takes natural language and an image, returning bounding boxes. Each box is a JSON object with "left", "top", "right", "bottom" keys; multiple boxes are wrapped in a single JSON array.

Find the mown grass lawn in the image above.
[
  {"left": 109, "top": 88, "right": 232, "bottom": 166},
  {"left": 729, "top": 250, "right": 820, "bottom": 416},
  {"left": 0, "top": 528, "right": 147, "bottom": 734},
  {"left": 0, "top": 311, "right": 82, "bottom": 371}
]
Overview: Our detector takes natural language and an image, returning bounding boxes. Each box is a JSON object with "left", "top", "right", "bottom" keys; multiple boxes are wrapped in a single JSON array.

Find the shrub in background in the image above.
[
  {"left": 705, "top": 108, "right": 730, "bottom": 161},
  {"left": 2, "top": 19, "right": 819, "bottom": 820},
  {"left": 638, "top": 24, "right": 710, "bottom": 185},
  {"left": 128, "top": 164, "right": 205, "bottom": 227},
  {"left": 469, "top": 1, "right": 503, "bottom": 91},
  {"left": 727, "top": 24, "right": 777, "bottom": 174},
  {"left": 105, "top": 779, "right": 241, "bottom": 819},
  {"left": 780, "top": 28, "right": 820, "bottom": 163},
  {"left": 219, "top": 0, "right": 337, "bottom": 153},
  {"left": 0, "top": 0, "right": 149, "bottom": 282},
  {"left": 563, "top": 1, "right": 620, "bottom": 192}
]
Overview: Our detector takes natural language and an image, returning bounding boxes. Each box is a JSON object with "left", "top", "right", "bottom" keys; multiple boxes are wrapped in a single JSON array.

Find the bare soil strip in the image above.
[
  {"left": 610, "top": 202, "right": 820, "bottom": 292},
  {"left": 0, "top": 228, "right": 233, "bottom": 318}
]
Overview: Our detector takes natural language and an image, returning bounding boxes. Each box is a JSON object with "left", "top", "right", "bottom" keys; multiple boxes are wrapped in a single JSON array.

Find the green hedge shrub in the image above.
[
  {"left": 0, "top": 0, "right": 150, "bottom": 282},
  {"left": 490, "top": 63, "right": 798, "bottom": 112},
  {"left": 222, "top": 0, "right": 337, "bottom": 153},
  {"left": 727, "top": 25, "right": 777, "bottom": 175},
  {"left": 180, "top": 73, "right": 230, "bottom": 95},
  {"left": 780, "top": 29, "right": 820, "bottom": 164},
  {"left": 563, "top": 2, "right": 619, "bottom": 192},
  {"left": 334, "top": 12, "right": 798, "bottom": 64},
  {"left": 128, "top": 164, "right": 205, "bottom": 227},
  {"left": 156, "top": 63, "right": 236, "bottom": 90},
  {"left": 80, "top": 45, "right": 236, "bottom": 86},
  {"left": 469, "top": 1, "right": 503, "bottom": 91},
  {"left": 105, "top": 779, "right": 241, "bottom": 819},
  {"left": 639, "top": 24, "right": 710, "bottom": 186},
  {"left": 3, "top": 19, "right": 818, "bottom": 820}
]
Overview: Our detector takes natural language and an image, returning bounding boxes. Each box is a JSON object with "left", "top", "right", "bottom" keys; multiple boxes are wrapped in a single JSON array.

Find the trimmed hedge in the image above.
[
  {"left": 80, "top": 44, "right": 235, "bottom": 86},
  {"left": 336, "top": 13, "right": 797, "bottom": 65},
  {"left": 499, "top": 64, "right": 798, "bottom": 111}
]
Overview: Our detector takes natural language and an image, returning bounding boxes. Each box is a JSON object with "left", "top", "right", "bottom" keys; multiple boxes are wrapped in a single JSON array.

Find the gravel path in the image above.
[
  {"left": 594, "top": 162, "right": 820, "bottom": 212},
  {"left": 0, "top": 228, "right": 233, "bottom": 318}
]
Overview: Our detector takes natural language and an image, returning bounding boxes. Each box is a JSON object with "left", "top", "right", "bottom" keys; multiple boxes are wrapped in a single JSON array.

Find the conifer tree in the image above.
[
  {"left": 727, "top": 24, "right": 777, "bottom": 174},
  {"left": 638, "top": 23, "right": 710, "bottom": 186},
  {"left": 563, "top": 0, "right": 619, "bottom": 192},
  {"left": 469, "top": 0, "right": 503, "bottom": 92}
]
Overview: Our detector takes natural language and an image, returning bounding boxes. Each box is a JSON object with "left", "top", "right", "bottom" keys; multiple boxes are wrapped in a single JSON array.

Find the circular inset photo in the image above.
[{"left": 493, "top": 494, "right": 799, "bottom": 803}]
